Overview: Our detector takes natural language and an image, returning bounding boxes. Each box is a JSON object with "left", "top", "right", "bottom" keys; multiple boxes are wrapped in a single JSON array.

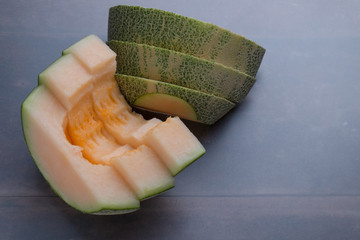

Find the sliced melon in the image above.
[
  {"left": 107, "top": 40, "right": 256, "bottom": 103},
  {"left": 115, "top": 74, "right": 235, "bottom": 125},
  {"left": 21, "top": 35, "right": 206, "bottom": 214},
  {"left": 108, "top": 5, "right": 265, "bottom": 77}
]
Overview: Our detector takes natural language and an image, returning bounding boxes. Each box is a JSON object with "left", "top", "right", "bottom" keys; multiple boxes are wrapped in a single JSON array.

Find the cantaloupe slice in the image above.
[
  {"left": 115, "top": 73, "right": 235, "bottom": 125},
  {"left": 21, "top": 35, "right": 205, "bottom": 214}
]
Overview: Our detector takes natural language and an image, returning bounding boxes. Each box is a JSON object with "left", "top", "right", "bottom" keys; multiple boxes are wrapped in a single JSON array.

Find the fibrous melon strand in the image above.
[{"left": 66, "top": 85, "right": 129, "bottom": 166}]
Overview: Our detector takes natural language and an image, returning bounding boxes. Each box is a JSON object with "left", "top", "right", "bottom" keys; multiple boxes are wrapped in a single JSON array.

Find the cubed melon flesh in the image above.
[
  {"left": 38, "top": 54, "right": 93, "bottom": 111},
  {"left": 21, "top": 35, "right": 205, "bottom": 214},
  {"left": 63, "top": 34, "right": 117, "bottom": 77},
  {"left": 112, "top": 145, "right": 174, "bottom": 200},
  {"left": 145, "top": 117, "right": 206, "bottom": 176},
  {"left": 128, "top": 118, "right": 162, "bottom": 146}
]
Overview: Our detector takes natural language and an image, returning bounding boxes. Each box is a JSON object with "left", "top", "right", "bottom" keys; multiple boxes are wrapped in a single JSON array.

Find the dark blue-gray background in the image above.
[{"left": 1, "top": 0, "right": 360, "bottom": 239}]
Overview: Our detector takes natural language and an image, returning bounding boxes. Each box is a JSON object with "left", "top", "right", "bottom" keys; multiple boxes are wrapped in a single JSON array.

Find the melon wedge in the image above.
[
  {"left": 115, "top": 74, "right": 235, "bottom": 125},
  {"left": 21, "top": 35, "right": 205, "bottom": 214},
  {"left": 107, "top": 40, "right": 256, "bottom": 103},
  {"left": 22, "top": 85, "right": 140, "bottom": 214},
  {"left": 108, "top": 5, "right": 265, "bottom": 77}
]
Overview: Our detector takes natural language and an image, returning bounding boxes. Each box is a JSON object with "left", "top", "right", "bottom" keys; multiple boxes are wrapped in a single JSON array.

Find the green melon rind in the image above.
[
  {"left": 107, "top": 40, "right": 256, "bottom": 103},
  {"left": 173, "top": 149, "right": 206, "bottom": 176},
  {"left": 140, "top": 184, "right": 175, "bottom": 201},
  {"left": 115, "top": 74, "right": 235, "bottom": 125},
  {"left": 90, "top": 208, "right": 139, "bottom": 215},
  {"left": 21, "top": 87, "right": 140, "bottom": 215},
  {"left": 108, "top": 5, "right": 265, "bottom": 77}
]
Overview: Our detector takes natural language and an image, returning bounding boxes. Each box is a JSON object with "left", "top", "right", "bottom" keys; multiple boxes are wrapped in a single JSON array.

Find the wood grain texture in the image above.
[{"left": 1, "top": 196, "right": 360, "bottom": 240}]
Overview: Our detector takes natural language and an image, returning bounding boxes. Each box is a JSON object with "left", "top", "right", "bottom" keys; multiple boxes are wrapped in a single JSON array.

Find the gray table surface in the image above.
[{"left": 1, "top": 0, "right": 360, "bottom": 239}]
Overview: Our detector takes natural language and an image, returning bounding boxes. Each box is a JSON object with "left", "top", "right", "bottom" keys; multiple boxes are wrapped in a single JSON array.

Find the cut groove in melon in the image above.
[{"left": 111, "top": 145, "right": 174, "bottom": 200}]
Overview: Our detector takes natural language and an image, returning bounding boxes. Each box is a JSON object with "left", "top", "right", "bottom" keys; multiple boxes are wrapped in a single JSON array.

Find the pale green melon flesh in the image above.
[
  {"left": 108, "top": 5, "right": 265, "bottom": 77},
  {"left": 115, "top": 74, "right": 235, "bottom": 125},
  {"left": 107, "top": 40, "right": 256, "bottom": 103},
  {"left": 135, "top": 93, "right": 197, "bottom": 122}
]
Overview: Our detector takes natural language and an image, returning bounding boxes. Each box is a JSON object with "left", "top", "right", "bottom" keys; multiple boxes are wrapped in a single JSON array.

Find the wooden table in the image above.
[{"left": 1, "top": 0, "right": 360, "bottom": 239}]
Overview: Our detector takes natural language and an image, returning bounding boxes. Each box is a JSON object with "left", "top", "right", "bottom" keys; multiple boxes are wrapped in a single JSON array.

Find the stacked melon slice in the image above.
[
  {"left": 108, "top": 5, "right": 265, "bottom": 124},
  {"left": 21, "top": 35, "right": 205, "bottom": 214}
]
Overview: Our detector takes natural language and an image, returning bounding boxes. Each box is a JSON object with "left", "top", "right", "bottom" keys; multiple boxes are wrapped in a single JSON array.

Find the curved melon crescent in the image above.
[{"left": 21, "top": 35, "right": 205, "bottom": 214}]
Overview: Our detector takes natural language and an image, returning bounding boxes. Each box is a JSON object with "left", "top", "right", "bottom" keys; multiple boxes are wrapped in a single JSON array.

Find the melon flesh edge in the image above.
[{"left": 22, "top": 86, "right": 140, "bottom": 213}]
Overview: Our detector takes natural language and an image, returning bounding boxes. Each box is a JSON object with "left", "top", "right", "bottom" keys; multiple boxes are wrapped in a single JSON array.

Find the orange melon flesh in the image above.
[
  {"left": 91, "top": 81, "right": 147, "bottom": 146},
  {"left": 145, "top": 117, "right": 206, "bottom": 176},
  {"left": 134, "top": 93, "right": 197, "bottom": 121},
  {"left": 22, "top": 86, "right": 140, "bottom": 214},
  {"left": 111, "top": 145, "right": 174, "bottom": 200},
  {"left": 38, "top": 54, "right": 93, "bottom": 111},
  {"left": 66, "top": 92, "right": 132, "bottom": 165}
]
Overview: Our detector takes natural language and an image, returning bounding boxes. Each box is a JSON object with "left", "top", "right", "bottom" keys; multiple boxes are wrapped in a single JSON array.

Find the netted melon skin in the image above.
[
  {"left": 108, "top": 40, "right": 256, "bottom": 103},
  {"left": 108, "top": 5, "right": 265, "bottom": 77}
]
